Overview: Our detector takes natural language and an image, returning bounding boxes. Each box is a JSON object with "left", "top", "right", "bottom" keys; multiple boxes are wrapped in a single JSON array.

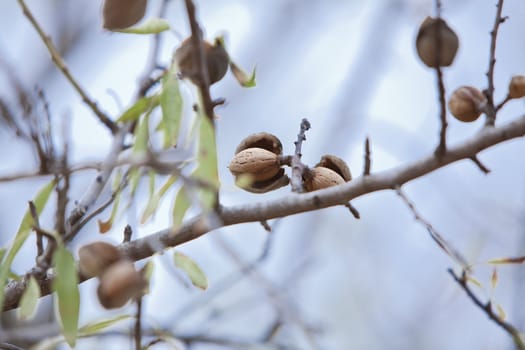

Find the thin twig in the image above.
[
  {"left": 363, "top": 137, "right": 371, "bottom": 176},
  {"left": 344, "top": 202, "right": 360, "bottom": 219},
  {"left": 259, "top": 220, "right": 272, "bottom": 232},
  {"left": 123, "top": 224, "right": 133, "bottom": 243},
  {"left": 484, "top": 0, "right": 507, "bottom": 126},
  {"left": 134, "top": 297, "right": 143, "bottom": 350},
  {"left": 470, "top": 155, "right": 491, "bottom": 174},
  {"left": 291, "top": 118, "right": 311, "bottom": 193},
  {"left": 434, "top": 0, "right": 448, "bottom": 157},
  {"left": 396, "top": 186, "right": 469, "bottom": 270},
  {"left": 448, "top": 269, "right": 525, "bottom": 350},
  {"left": 16, "top": 0, "right": 117, "bottom": 134},
  {"left": 495, "top": 94, "right": 511, "bottom": 112}
]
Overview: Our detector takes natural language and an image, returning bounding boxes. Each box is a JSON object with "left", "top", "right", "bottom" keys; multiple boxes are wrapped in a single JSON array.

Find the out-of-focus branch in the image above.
[
  {"left": 484, "top": 0, "right": 507, "bottom": 126},
  {"left": 4, "top": 113, "right": 525, "bottom": 312},
  {"left": 16, "top": 0, "right": 117, "bottom": 134},
  {"left": 448, "top": 269, "right": 525, "bottom": 350}
]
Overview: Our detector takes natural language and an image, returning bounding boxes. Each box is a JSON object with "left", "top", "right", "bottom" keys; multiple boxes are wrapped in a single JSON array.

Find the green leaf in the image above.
[
  {"left": 117, "top": 95, "right": 159, "bottom": 123},
  {"left": 140, "top": 260, "right": 155, "bottom": 295},
  {"left": 193, "top": 113, "right": 219, "bottom": 210},
  {"left": 78, "top": 315, "right": 131, "bottom": 336},
  {"left": 0, "top": 179, "right": 55, "bottom": 310},
  {"left": 141, "top": 175, "right": 178, "bottom": 224},
  {"left": 488, "top": 256, "right": 525, "bottom": 264},
  {"left": 97, "top": 170, "right": 123, "bottom": 233},
  {"left": 0, "top": 248, "right": 5, "bottom": 264},
  {"left": 114, "top": 18, "right": 170, "bottom": 34},
  {"left": 160, "top": 64, "right": 183, "bottom": 148},
  {"left": 172, "top": 188, "right": 190, "bottom": 231},
  {"left": 229, "top": 61, "right": 256, "bottom": 88},
  {"left": 129, "top": 167, "right": 142, "bottom": 197},
  {"left": 133, "top": 113, "right": 151, "bottom": 155},
  {"left": 52, "top": 246, "right": 80, "bottom": 348},
  {"left": 173, "top": 251, "right": 208, "bottom": 290},
  {"left": 18, "top": 276, "right": 41, "bottom": 320}
]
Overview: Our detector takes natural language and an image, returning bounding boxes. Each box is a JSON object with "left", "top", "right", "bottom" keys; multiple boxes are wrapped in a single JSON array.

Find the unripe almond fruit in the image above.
[
  {"left": 97, "top": 260, "right": 146, "bottom": 309},
  {"left": 508, "top": 75, "right": 525, "bottom": 99},
  {"left": 303, "top": 167, "right": 346, "bottom": 192},
  {"left": 416, "top": 17, "right": 459, "bottom": 68},
  {"left": 448, "top": 86, "right": 487, "bottom": 122},
  {"left": 78, "top": 241, "right": 121, "bottom": 278},
  {"left": 228, "top": 148, "right": 281, "bottom": 182}
]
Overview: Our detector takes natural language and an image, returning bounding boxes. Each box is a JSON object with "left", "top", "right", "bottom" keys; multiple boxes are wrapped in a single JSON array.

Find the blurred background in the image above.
[{"left": 1, "top": 0, "right": 525, "bottom": 349}]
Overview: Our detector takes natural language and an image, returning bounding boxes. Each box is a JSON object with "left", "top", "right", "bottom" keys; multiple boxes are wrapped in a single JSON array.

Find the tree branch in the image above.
[{"left": 3, "top": 113, "right": 525, "bottom": 311}]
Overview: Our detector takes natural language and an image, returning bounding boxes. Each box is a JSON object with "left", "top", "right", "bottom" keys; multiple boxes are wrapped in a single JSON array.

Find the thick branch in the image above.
[{"left": 3, "top": 114, "right": 525, "bottom": 311}]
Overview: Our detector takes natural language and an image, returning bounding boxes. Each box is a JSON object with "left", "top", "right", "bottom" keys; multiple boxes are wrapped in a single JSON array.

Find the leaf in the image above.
[
  {"left": 103, "top": 0, "right": 147, "bottom": 30},
  {"left": 141, "top": 175, "right": 178, "bottom": 224},
  {"left": 78, "top": 315, "right": 131, "bottom": 336},
  {"left": 52, "top": 246, "right": 80, "bottom": 348},
  {"left": 490, "top": 268, "right": 498, "bottom": 290},
  {"left": 172, "top": 188, "right": 190, "bottom": 231},
  {"left": 160, "top": 65, "right": 183, "bottom": 148},
  {"left": 97, "top": 170, "right": 123, "bottom": 233},
  {"left": 0, "top": 179, "right": 55, "bottom": 310},
  {"left": 229, "top": 61, "right": 256, "bottom": 88},
  {"left": 193, "top": 113, "right": 219, "bottom": 210},
  {"left": 117, "top": 95, "right": 159, "bottom": 123},
  {"left": 18, "top": 276, "right": 41, "bottom": 320},
  {"left": 114, "top": 18, "right": 170, "bottom": 34},
  {"left": 29, "top": 335, "right": 64, "bottom": 350},
  {"left": 133, "top": 113, "right": 151, "bottom": 155},
  {"left": 466, "top": 275, "right": 483, "bottom": 290},
  {"left": 496, "top": 304, "right": 507, "bottom": 321},
  {"left": 173, "top": 251, "right": 208, "bottom": 290},
  {"left": 140, "top": 260, "right": 155, "bottom": 295},
  {"left": 488, "top": 256, "right": 525, "bottom": 265}
]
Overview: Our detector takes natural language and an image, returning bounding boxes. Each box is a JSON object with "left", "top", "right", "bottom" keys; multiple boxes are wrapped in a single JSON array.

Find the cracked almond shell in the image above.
[
  {"left": 508, "top": 75, "right": 525, "bottom": 99},
  {"left": 448, "top": 86, "right": 487, "bottom": 122},
  {"left": 97, "top": 260, "right": 147, "bottom": 309},
  {"left": 416, "top": 17, "right": 459, "bottom": 68},
  {"left": 303, "top": 167, "right": 346, "bottom": 192},
  {"left": 315, "top": 155, "right": 352, "bottom": 182},
  {"left": 78, "top": 241, "right": 121, "bottom": 278},
  {"left": 228, "top": 148, "right": 281, "bottom": 182},
  {"left": 235, "top": 132, "right": 282, "bottom": 155}
]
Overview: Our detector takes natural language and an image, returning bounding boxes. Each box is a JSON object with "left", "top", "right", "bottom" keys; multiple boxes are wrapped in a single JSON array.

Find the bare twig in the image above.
[
  {"left": 344, "top": 202, "right": 360, "bottom": 219},
  {"left": 495, "top": 94, "right": 511, "bottom": 112},
  {"left": 448, "top": 269, "right": 525, "bottom": 349},
  {"left": 259, "top": 220, "right": 272, "bottom": 232},
  {"left": 396, "top": 187, "right": 469, "bottom": 269},
  {"left": 434, "top": 0, "right": 448, "bottom": 157},
  {"left": 291, "top": 118, "right": 311, "bottom": 193},
  {"left": 470, "top": 155, "right": 491, "bottom": 174},
  {"left": 4, "top": 113, "right": 525, "bottom": 311},
  {"left": 484, "top": 0, "right": 507, "bottom": 126},
  {"left": 134, "top": 297, "right": 143, "bottom": 350},
  {"left": 123, "top": 225, "right": 133, "bottom": 243},
  {"left": 363, "top": 137, "right": 371, "bottom": 176},
  {"left": 16, "top": 0, "right": 117, "bottom": 134}
]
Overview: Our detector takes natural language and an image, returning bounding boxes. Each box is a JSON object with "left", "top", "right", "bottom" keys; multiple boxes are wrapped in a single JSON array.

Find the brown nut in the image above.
[
  {"left": 229, "top": 148, "right": 281, "bottom": 182},
  {"left": 97, "top": 260, "right": 147, "bottom": 309},
  {"left": 230, "top": 133, "right": 288, "bottom": 193},
  {"left": 235, "top": 132, "right": 283, "bottom": 155},
  {"left": 78, "top": 241, "right": 121, "bottom": 278},
  {"left": 315, "top": 155, "right": 352, "bottom": 182},
  {"left": 175, "top": 37, "right": 229, "bottom": 85},
  {"left": 303, "top": 167, "right": 346, "bottom": 192},
  {"left": 416, "top": 17, "right": 459, "bottom": 68},
  {"left": 508, "top": 75, "right": 525, "bottom": 99},
  {"left": 448, "top": 86, "right": 487, "bottom": 122},
  {"left": 102, "top": 0, "right": 147, "bottom": 30}
]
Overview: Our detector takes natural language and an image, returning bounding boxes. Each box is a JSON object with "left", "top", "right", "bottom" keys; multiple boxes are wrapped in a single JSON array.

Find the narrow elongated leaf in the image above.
[
  {"left": 97, "top": 170, "right": 123, "bottom": 233},
  {"left": 114, "top": 18, "right": 170, "bottom": 34},
  {"left": 229, "top": 61, "right": 256, "bottom": 88},
  {"left": 160, "top": 65, "right": 183, "bottom": 148},
  {"left": 193, "top": 113, "right": 219, "bottom": 210},
  {"left": 490, "top": 268, "right": 498, "bottom": 290},
  {"left": 18, "top": 276, "right": 41, "bottom": 320},
  {"left": 0, "top": 179, "right": 55, "bottom": 310},
  {"left": 133, "top": 113, "right": 151, "bottom": 155},
  {"left": 78, "top": 315, "right": 131, "bottom": 336},
  {"left": 141, "top": 175, "right": 178, "bottom": 224},
  {"left": 496, "top": 304, "right": 506, "bottom": 321},
  {"left": 117, "top": 95, "right": 159, "bottom": 123},
  {"left": 29, "top": 335, "right": 64, "bottom": 350},
  {"left": 488, "top": 256, "right": 525, "bottom": 265},
  {"left": 53, "top": 247, "right": 80, "bottom": 348},
  {"left": 140, "top": 260, "right": 155, "bottom": 295},
  {"left": 173, "top": 251, "right": 208, "bottom": 290},
  {"left": 172, "top": 188, "right": 190, "bottom": 231}
]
